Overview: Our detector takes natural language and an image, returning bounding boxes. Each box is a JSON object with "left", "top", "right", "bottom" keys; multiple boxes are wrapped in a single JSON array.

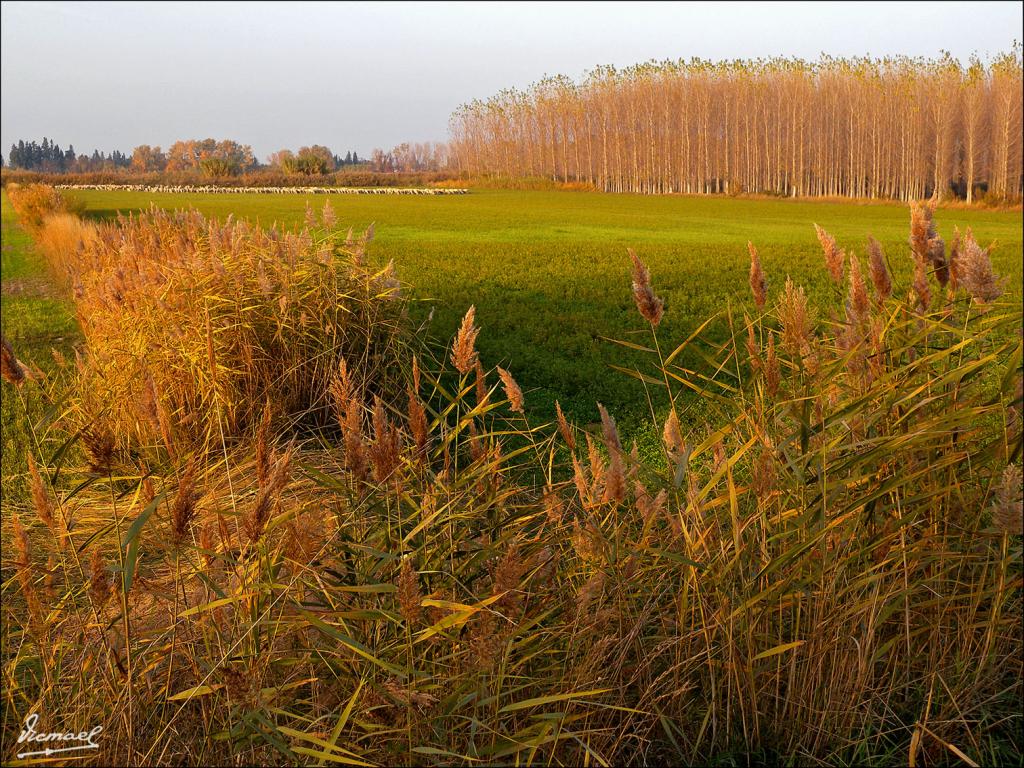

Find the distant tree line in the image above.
[
  {"left": 450, "top": 48, "right": 1024, "bottom": 201},
  {"left": 6, "top": 138, "right": 130, "bottom": 172},
  {"left": 4, "top": 139, "right": 371, "bottom": 178},
  {"left": 4, "top": 137, "right": 452, "bottom": 179}
]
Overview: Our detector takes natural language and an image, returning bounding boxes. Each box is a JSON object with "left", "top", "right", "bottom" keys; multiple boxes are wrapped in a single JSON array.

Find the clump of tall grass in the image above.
[
  {"left": 2, "top": 199, "right": 1020, "bottom": 765},
  {"left": 19, "top": 190, "right": 409, "bottom": 465},
  {"left": 5, "top": 182, "right": 83, "bottom": 234}
]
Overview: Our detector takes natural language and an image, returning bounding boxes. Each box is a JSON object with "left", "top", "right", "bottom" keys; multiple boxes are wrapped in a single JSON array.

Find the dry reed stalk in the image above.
[
  {"left": 847, "top": 254, "right": 869, "bottom": 323},
  {"left": 764, "top": 336, "right": 780, "bottom": 398},
  {"left": 597, "top": 403, "right": 622, "bottom": 456},
  {"left": 866, "top": 237, "right": 892, "bottom": 300},
  {"left": 497, "top": 367, "right": 524, "bottom": 413},
  {"left": 948, "top": 227, "right": 962, "bottom": 291},
  {"left": 992, "top": 465, "right": 1022, "bottom": 535},
  {"left": 321, "top": 199, "right": 337, "bottom": 228},
  {"left": 246, "top": 445, "right": 293, "bottom": 543},
  {"left": 170, "top": 460, "right": 200, "bottom": 548},
  {"left": 255, "top": 401, "right": 273, "bottom": 488},
  {"left": 396, "top": 557, "right": 422, "bottom": 624},
  {"left": 369, "top": 397, "right": 402, "bottom": 484},
  {"left": 474, "top": 360, "right": 489, "bottom": 407},
  {"left": 628, "top": 248, "right": 664, "bottom": 325},
  {"left": 43, "top": 555, "right": 58, "bottom": 602},
  {"left": 745, "top": 316, "right": 761, "bottom": 372},
  {"left": 814, "top": 224, "right": 844, "bottom": 283},
  {"left": 407, "top": 388, "right": 429, "bottom": 459},
  {"left": 748, "top": 242, "right": 768, "bottom": 309},
  {"left": 11, "top": 515, "right": 44, "bottom": 625},
  {"left": 26, "top": 452, "right": 56, "bottom": 534},
  {"left": 910, "top": 200, "right": 949, "bottom": 286},
  {"left": 572, "top": 454, "right": 591, "bottom": 506},
  {"left": 603, "top": 451, "right": 626, "bottom": 504},
  {"left": 1, "top": 334, "right": 25, "bottom": 386},
  {"left": 778, "top": 278, "right": 813, "bottom": 355},
  {"left": 543, "top": 486, "right": 565, "bottom": 523},
  {"left": 451, "top": 305, "right": 480, "bottom": 374},
  {"left": 912, "top": 255, "right": 932, "bottom": 312},
  {"left": 555, "top": 401, "right": 576, "bottom": 452},
  {"left": 663, "top": 409, "right": 685, "bottom": 458},
  {"left": 958, "top": 230, "right": 1004, "bottom": 303},
  {"left": 89, "top": 546, "right": 111, "bottom": 608}
]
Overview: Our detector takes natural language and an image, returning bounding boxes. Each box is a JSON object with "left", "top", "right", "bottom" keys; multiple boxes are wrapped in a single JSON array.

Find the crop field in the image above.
[{"left": 65, "top": 188, "right": 1024, "bottom": 429}]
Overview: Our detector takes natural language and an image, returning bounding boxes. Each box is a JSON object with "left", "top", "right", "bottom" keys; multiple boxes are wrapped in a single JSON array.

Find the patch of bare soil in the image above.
[{"left": 1, "top": 277, "right": 55, "bottom": 298}]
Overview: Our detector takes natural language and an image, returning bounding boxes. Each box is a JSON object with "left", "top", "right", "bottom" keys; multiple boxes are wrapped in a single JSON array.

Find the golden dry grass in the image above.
[{"left": 1, "top": 187, "right": 1021, "bottom": 766}]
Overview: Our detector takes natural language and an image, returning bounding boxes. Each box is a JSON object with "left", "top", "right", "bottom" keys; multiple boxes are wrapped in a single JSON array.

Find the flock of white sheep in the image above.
[{"left": 54, "top": 184, "right": 468, "bottom": 195}]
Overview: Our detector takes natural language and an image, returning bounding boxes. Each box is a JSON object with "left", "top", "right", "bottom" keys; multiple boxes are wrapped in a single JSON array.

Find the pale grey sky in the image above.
[{"left": 2, "top": 1, "right": 1021, "bottom": 161}]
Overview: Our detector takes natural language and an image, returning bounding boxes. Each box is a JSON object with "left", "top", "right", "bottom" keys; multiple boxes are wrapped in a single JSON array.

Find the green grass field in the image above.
[
  {"left": 67, "top": 189, "right": 1024, "bottom": 430},
  {"left": 0, "top": 195, "right": 78, "bottom": 502}
]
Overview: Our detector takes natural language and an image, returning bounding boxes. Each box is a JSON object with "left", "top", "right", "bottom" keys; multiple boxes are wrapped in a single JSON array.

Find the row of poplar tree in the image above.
[{"left": 448, "top": 50, "right": 1023, "bottom": 201}]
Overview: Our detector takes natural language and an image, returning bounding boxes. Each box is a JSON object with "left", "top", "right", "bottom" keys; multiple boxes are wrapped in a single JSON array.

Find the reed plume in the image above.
[
  {"left": 958, "top": 230, "right": 1004, "bottom": 303},
  {"left": 26, "top": 452, "right": 55, "bottom": 534},
  {"left": 628, "top": 248, "right": 664, "bottom": 325},
  {"left": 992, "top": 464, "right": 1022, "bottom": 536},
  {"left": 408, "top": 388, "right": 429, "bottom": 459},
  {"left": 497, "top": 366, "right": 524, "bottom": 413},
  {"left": 89, "top": 546, "right": 111, "bottom": 608},
  {"left": 170, "top": 459, "right": 200, "bottom": 548},
  {"left": 866, "top": 237, "right": 892, "bottom": 300},
  {"left": 469, "top": 361, "right": 487, "bottom": 409},
  {"left": 555, "top": 401, "right": 576, "bottom": 452},
  {"left": 847, "top": 253, "right": 869, "bottom": 324},
  {"left": 909, "top": 200, "right": 949, "bottom": 286},
  {"left": 814, "top": 224, "right": 844, "bottom": 283},
  {"left": 778, "top": 278, "right": 813, "bottom": 355},
  {"left": 321, "top": 199, "right": 337, "bottom": 228},
  {"left": 912, "top": 255, "right": 932, "bottom": 312},
  {"left": 246, "top": 445, "right": 292, "bottom": 543},
  {"left": 663, "top": 409, "right": 685, "bottom": 458},
  {"left": 1, "top": 334, "right": 25, "bottom": 386},
  {"left": 370, "top": 397, "right": 402, "bottom": 484},
  {"left": 948, "top": 227, "right": 962, "bottom": 291},
  {"left": 11, "top": 514, "right": 43, "bottom": 625},
  {"left": 597, "top": 403, "right": 622, "bottom": 456},
  {"left": 451, "top": 305, "right": 480, "bottom": 374},
  {"left": 748, "top": 241, "right": 768, "bottom": 309},
  {"left": 396, "top": 557, "right": 422, "bottom": 624}
]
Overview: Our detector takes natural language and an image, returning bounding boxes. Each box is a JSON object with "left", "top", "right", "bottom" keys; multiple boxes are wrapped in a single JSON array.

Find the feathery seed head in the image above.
[
  {"left": 628, "top": 248, "right": 664, "bottom": 325},
  {"left": 1, "top": 335, "right": 26, "bottom": 386},
  {"left": 497, "top": 366, "right": 524, "bottom": 413},
  {"left": 815, "top": 224, "right": 844, "bottom": 283},
  {"left": 958, "top": 230, "right": 1004, "bottom": 304},
  {"left": 848, "top": 253, "right": 870, "bottom": 323},
  {"left": 748, "top": 241, "right": 768, "bottom": 309},
  {"left": 451, "top": 305, "right": 480, "bottom": 375},
  {"left": 555, "top": 401, "right": 576, "bottom": 452},
  {"left": 992, "top": 464, "right": 1022, "bottom": 536},
  {"left": 397, "top": 557, "right": 422, "bottom": 624},
  {"left": 867, "top": 237, "right": 892, "bottom": 300}
]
